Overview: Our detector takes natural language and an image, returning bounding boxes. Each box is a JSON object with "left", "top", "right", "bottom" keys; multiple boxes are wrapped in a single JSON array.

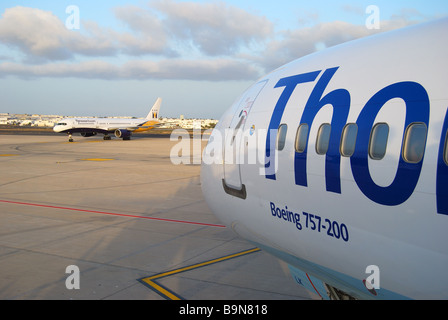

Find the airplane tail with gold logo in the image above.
[{"left": 145, "top": 98, "right": 162, "bottom": 121}]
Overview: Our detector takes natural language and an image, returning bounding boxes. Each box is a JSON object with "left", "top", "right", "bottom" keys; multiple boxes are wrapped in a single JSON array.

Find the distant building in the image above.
[{"left": 0, "top": 116, "right": 18, "bottom": 125}]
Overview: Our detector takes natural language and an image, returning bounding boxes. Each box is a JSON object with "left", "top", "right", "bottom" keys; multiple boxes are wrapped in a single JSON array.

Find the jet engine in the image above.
[{"left": 114, "top": 129, "right": 132, "bottom": 140}]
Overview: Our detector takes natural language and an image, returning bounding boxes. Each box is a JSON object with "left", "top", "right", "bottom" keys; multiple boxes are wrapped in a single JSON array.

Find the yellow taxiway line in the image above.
[
  {"left": 139, "top": 248, "right": 261, "bottom": 300},
  {"left": 81, "top": 158, "right": 115, "bottom": 161}
]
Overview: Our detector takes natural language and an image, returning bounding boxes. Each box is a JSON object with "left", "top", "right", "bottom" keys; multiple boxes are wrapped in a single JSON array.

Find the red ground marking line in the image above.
[
  {"left": 306, "top": 273, "right": 323, "bottom": 299},
  {"left": 0, "top": 199, "right": 226, "bottom": 228}
]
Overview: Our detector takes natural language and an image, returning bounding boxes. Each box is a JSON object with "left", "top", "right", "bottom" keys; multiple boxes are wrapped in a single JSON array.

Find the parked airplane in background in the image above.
[
  {"left": 201, "top": 18, "right": 448, "bottom": 299},
  {"left": 53, "top": 98, "right": 162, "bottom": 142}
]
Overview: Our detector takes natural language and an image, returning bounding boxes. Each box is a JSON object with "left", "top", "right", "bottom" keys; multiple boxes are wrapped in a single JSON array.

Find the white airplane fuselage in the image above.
[
  {"left": 53, "top": 98, "right": 162, "bottom": 141},
  {"left": 201, "top": 19, "right": 448, "bottom": 299},
  {"left": 53, "top": 117, "right": 157, "bottom": 134}
]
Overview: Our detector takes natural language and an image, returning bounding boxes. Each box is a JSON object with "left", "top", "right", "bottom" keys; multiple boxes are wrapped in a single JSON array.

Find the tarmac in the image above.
[{"left": 0, "top": 133, "right": 319, "bottom": 300}]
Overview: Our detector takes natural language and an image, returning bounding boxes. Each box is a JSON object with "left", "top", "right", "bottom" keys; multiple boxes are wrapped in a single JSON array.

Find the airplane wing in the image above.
[{"left": 102, "top": 127, "right": 121, "bottom": 132}]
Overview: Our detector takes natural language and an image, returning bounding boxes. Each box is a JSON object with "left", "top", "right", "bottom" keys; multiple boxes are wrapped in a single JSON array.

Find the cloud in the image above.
[
  {"left": 0, "top": 58, "right": 261, "bottom": 81},
  {"left": 254, "top": 18, "right": 421, "bottom": 72},
  {"left": 0, "top": 3, "right": 273, "bottom": 61},
  {"left": 121, "top": 59, "right": 261, "bottom": 81},
  {"left": 0, "top": 5, "right": 175, "bottom": 62},
  {"left": 0, "top": 4, "right": 268, "bottom": 80},
  {"left": 112, "top": 5, "right": 171, "bottom": 56},
  {"left": 150, "top": 0, "right": 273, "bottom": 56},
  {"left": 0, "top": 6, "right": 119, "bottom": 61},
  {"left": 0, "top": 6, "right": 74, "bottom": 61},
  {"left": 0, "top": 3, "right": 435, "bottom": 81},
  {"left": 0, "top": 61, "right": 118, "bottom": 79}
]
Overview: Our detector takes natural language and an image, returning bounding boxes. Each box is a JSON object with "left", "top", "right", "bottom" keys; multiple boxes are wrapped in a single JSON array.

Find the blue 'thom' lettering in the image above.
[
  {"left": 350, "top": 82, "right": 429, "bottom": 206},
  {"left": 266, "top": 67, "right": 434, "bottom": 210},
  {"left": 295, "top": 67, "right": 350, "bottom": 194},
  {"left": 265, "top": 71, "right": 320, "bottom": 179}
]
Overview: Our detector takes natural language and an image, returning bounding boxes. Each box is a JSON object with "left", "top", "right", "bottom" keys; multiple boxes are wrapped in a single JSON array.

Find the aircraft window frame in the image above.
[
  {"left": 295, "top": 123, "right": 309, "bottom": 153},
  {"left": 444, "top": 131, "right": 448, "bottom": 166},
  {"left": 369, "top": 123, "right": 389, "bottom": 160},
  {"left": 277, "top": 123, "right": 288, "bottom": 151},
  {"left": 316, "top": 123, "right": 331, "bottom": 155},
  {"left": 340, "top": 123, "right": 358, "bottom": 157},
  {"left": 402, "top": 122, "right": 427, "bottom": 164},
  {"left": 231, "top": 114, "right": 245, "bottom": 145}
]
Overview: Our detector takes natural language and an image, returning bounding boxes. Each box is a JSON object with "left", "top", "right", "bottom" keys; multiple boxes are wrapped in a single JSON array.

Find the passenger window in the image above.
[
  {"left": 444, "top": 131, "right": 448, "bottom": 165},
  {"left": 403, "top": 123, "right": 427, "bottom": 163},
  {"left": 277, "top": 124, "right": 288, "bottom": 151},
  {"left": 369, "top": 123, "right": 389, "bottom": 160},
  {"left": 295, "top": 123, "right": 309, "bottom": 153},
  {"left": 316, "top": 123, "right": 331, "bottom": 155},
  {"left": 340, "top": 123, "right": 358, "bottom": 157}
]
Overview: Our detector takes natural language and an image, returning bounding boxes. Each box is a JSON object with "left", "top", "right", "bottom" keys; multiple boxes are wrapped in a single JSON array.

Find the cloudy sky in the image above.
[{"left": 0, "top": 0, "right": 446, "bottom": 119}]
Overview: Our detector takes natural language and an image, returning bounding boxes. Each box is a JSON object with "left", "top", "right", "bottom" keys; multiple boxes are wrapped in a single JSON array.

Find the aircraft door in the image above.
[{"left": 223, "top": 80, "right": 267, "bottom": 198}]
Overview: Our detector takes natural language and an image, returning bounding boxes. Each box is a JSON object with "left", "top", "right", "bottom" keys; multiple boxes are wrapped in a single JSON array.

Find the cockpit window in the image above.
[{"left": 56, "top": 123, "right": 67, "bottom": 126}]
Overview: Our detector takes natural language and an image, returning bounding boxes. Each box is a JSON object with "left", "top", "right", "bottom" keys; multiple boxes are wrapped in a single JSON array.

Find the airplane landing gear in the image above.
[{"left": 103, "top": 135, "right": 111, "bottom": 140}]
